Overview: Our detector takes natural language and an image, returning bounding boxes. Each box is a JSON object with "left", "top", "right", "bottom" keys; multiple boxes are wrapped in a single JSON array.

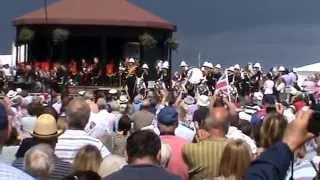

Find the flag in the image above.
[{"left": 215, "top": 70, "right": 229, "bottom": 90}]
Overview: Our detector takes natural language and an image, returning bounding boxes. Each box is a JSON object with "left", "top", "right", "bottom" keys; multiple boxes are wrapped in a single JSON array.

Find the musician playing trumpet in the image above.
[{"left": 125, "top": 58, "right": 139, "bottom": 101}]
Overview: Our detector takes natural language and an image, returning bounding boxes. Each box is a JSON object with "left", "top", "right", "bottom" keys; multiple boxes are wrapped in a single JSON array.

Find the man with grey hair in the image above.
[
  {"left": 55, "top": 99, "right": 111, "bottom": 163},
  {"left": 183, "top": 106, "right": 229, "bottom": 180},
  {"left": 85, "top": 98, "right": 117, "bottom": 138},
  {"left": 24, "top": 144, "right": 54, "bottom": 180},
  {"left": 0, "top": 103, "right": 34, "bottom": 180}
]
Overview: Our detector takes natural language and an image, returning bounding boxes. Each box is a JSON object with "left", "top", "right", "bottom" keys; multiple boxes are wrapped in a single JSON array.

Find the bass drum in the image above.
[{"left": 187, "top": 68, "right": 204, "bottom": 85}]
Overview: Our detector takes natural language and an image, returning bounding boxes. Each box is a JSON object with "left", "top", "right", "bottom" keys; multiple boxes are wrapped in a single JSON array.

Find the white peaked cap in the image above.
[
  {"left": 162, "top": 61, "right": 169, "bottom": 69},
  {"left": 202, "top": 61, "right": 209, "bottom": 67},
  {"left": 254, "top": 63, "right": 261, "bottom": 68},
  {"left": 206, "top": 62, "right": 214, "bottom": 69},
  {"left": 278, "top": 66, "right": 286, "bottom": 72},
  {"left": 142, "top": 64, "right": 149, "bottom": 69},
  {"left": 215, "top": 64, "right": 222, "bottom": 69},
  {"left": 180, "top": 61, "right": 188, "bottom": 67},
  {"left": 128, "top": 58, "right": 135, "bottom": 63},
  {"left": 234, "top": 64, "right": 241, "bottom": 70}
]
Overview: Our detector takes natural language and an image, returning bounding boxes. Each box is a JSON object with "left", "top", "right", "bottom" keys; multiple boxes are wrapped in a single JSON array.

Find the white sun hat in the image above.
[
  {"left": 180, "top": 61, "right": 188, "bottom": 67},
  {"left": 197, "top": 95, "right": 210, "bottom": 107},
  {"left": 6, "top": 90, "right": 17, "bottom": 98},
  {"left": 142, "top": 64, "right": 149, "bottom": 69}
]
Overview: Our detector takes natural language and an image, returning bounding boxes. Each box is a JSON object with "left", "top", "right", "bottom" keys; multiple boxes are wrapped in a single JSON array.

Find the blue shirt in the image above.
[{"left": 0, "top": 162, "right": 34, "bottom": 180}]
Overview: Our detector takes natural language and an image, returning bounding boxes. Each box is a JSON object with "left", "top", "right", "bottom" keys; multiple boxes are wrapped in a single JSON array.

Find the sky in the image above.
[{"left": 2, "top": 0, "right": 320, "bottom": 68}]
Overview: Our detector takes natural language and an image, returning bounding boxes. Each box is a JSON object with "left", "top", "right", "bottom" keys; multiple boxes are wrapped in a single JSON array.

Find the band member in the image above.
[
  {"left": 178, "top": 61, "right": 188, "bottom": 82},
  {"left": 160, "top": 61, "right": 171, "bottom": 90},
  {"left": 126, "top": 58, "right": 138, "bottom": 101},
  {"left": 250, "top": 63, "right": 262, "bottom": 92},
  {"left": 203, "top": 62, "right": 215, "bottom": 93},
  {"left": 140, "top": 63, "right": 149, "bottom": 89},
  {"left": 80, "top": 59, "right": 90, "bottom": 85},
  {"left": 91, "top": 57, "right": 103, "bottom": 85}
]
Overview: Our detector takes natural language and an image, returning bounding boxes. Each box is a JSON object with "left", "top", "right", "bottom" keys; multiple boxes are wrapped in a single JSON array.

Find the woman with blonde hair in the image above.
[
  {"left": 260, "top": 113, "right": 288, "bottom": 149},
  {"left": 216, "top": 140, "right": 251, "bottom": 180},
  {"left": 73, "top": 145, "right": 102, "bottom": 173}
]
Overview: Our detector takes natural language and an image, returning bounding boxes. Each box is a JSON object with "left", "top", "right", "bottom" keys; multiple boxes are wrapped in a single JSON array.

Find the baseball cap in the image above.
[
  {"left": 0, "top": 103, "right": 8, "bottom": 130},
  {"left": 157, "top": 107, "right": 178, "bottom": 125}
]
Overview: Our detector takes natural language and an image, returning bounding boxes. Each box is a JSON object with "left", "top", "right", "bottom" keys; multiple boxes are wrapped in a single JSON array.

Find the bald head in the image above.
[
  {"left": 206, "top": 107, "right": 230, "bottom": 134},
  {"left": 66, "top": 99, "right": 91, "bottom": 130}
]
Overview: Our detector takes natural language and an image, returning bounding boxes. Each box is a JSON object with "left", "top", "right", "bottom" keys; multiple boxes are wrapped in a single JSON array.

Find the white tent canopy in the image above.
[{"left": 294, "top": 62, "right": 320, "bottom": 73}]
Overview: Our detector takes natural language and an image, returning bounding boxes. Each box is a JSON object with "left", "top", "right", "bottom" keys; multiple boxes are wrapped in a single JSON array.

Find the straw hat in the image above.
[{"left": 30, "top": 114, "right": 63, "bottom": 139}]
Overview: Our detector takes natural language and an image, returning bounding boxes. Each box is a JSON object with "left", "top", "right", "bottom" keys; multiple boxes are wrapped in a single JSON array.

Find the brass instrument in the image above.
[{"left": 126, "top": 65, "right": 138, "bottom": 78}]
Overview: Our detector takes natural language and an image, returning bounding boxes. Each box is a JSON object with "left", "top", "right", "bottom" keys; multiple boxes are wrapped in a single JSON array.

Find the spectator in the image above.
[
  {"left": 54, "top": 99, "right": 110, "bottom": 163},
  {"left": 98, "top": 155, "right": 127, "bottom": 178},
  {"left": 0, "top": 103, "right": 34, "bottom": 180},
  {"left": 183, "top": 106, "right": 229, "bottom": 180},
  {"left": 20, "top": 102, "right": 44, "bottom": 138},
  {"left": 63, "top": 171, "right": 101, "bottom": 180},
  {"left": 13, "top": 114, "right": 72, "bottom": 180},
  {"left": 245, "top": 110, "right": 314, "bottom": 180},
  {"left": 216, "top": 140, "right": 251, "bottom": 180},
  {"left": 73, "top": 145, "right": 102, "bottom": 173},
  {"left": 99, "top": 115, "right": 131, "bottom": 156},
  {"left": 193, "top": 95, "right": 210, "bottom": 129},
  {"left": 24, "top": 144, "right": 55, "bottom": 180},
  {"left": 260, "top": 113, "right": 287, "bottom": 150},
  {"left": 85, "top": 98, "right": 116, "bottom": 138},
  {"left": 131, "top": 100, "right": 154, "bottom": 131},
  {"left": 160, "top": 143, "right": 172, "bottom": 168},
  {"left": 158, "top": 106, "right": 189, "bottom": 180},
  {"left": 104, "top": 130, "right": 180, "bottom": 180}
]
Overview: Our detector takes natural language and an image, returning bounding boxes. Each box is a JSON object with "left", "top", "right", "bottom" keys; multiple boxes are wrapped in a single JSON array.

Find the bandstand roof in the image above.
[{"left": 13, "top": 0, "right": 176, "bottom": 31}]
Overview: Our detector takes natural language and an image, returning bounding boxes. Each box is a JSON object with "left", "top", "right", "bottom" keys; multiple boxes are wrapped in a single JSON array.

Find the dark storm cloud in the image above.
[{"left": 2, "top": 0, "right": 320, "bottom": 67}]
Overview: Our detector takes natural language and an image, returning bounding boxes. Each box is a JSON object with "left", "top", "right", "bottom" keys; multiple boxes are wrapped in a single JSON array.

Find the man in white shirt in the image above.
[
  {"left": 55, "top": 99, "right": 111, "bottom": 163},
  {"left": 85, "top": 98, "right": 117, "bottom": 138}
]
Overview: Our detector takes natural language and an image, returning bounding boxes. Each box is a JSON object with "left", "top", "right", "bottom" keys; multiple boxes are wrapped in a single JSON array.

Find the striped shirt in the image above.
[
  {"left": 183, "top": 139, "right": 228, "bottom": 180},
  {"left": 13, "top": 156, "right": 72, "bottom": 180},
  {"left": 55, "top": 130, "right": 111, "bottom": 163},
  {"left": 0, "top": 162, "right": 34, "bottom": 180}
]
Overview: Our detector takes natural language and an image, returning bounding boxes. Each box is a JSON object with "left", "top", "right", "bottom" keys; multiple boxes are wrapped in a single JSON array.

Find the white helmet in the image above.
[
  {"left": 234, "top": 64, "right": 241, "bottom": 70},
  {"left": 142, "top": 64, "right": 149, "bottom": 69},
  {"left": 180, "top": 61, "right": 188, "bottom": 67},
  {"left": 162, "top": 61, "right": 169, "bottom": 69},
  {"left": 278, "top": 66, "right": 286, "bottom": 72},
  {"left": 215, "top": 64, "right": 222, "bottom": 69},
  {"left": 128, "top": 58, "right": 135, "bottom": 63}
]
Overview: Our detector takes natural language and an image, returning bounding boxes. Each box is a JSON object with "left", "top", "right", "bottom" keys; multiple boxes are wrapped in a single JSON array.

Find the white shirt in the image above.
[
  {"left": 227, "top": 126, "right": 257, "bottom": 154},
  {"left": 263, "top": 80, "right": 274, "bottom": 95},
  {"left": 55, "top": 129, "right": 111, "bottom": 163},
  {"left": 85, "top": 110, "right": 117, "bottom": 138},
  {"left": 52, "top": 101, "right": 62, "bottom": 115},
  {"left": 276, "top": 82, "right": 286, "bottom": 93}
]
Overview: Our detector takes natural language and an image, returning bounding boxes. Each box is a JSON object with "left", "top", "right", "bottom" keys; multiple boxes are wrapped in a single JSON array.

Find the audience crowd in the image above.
[{"left": 0, "top": 63, "right": 320, "bottom": 180}]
